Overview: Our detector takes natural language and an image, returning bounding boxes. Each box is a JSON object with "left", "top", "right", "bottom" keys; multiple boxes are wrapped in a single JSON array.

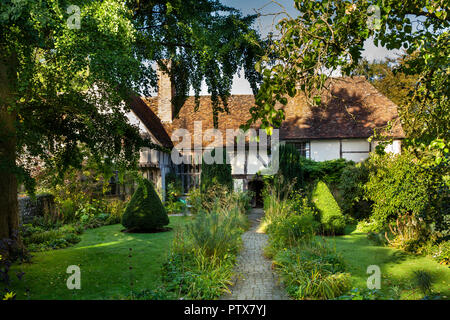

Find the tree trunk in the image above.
[{"left": 0, "top": 55, "right": 20, "bottom": 257}]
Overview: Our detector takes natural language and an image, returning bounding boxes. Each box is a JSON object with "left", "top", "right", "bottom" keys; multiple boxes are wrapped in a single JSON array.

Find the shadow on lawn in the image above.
[
  {"left": 323, "top": 232, "right": 410, "bottom": 265},
  {"left": 323, "top": 232, "right": 450, "bottom": 298},
  {"left": 122, "top": 227, "right": 173, "bottom": 234},
  {"left": 8, "top": 218, "right": 190, "bottom": 300}
]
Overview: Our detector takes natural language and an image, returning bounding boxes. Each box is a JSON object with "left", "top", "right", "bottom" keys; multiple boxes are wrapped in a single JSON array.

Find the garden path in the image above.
[{"left": 221, "top": 208, "right": 289, "bottom": 300}]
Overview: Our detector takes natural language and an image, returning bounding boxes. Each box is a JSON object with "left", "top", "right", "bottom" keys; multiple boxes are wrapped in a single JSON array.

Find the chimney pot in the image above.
[{"left": 157, "top": 60, "right": 174, "bottom": 123}]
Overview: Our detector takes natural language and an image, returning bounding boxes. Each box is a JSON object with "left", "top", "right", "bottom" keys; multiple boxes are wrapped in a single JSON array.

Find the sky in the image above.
[{"left": 190, "top": 0, "right": 400, "bottom": 95}]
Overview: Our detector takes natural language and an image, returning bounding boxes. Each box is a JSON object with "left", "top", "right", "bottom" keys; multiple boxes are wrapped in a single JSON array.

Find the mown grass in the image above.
[
  {"left": 318, "top": 230, "right": 450, "bottom": 299},
  {"left": 7, "top": 216, "right": 190, "bottom": 300}
]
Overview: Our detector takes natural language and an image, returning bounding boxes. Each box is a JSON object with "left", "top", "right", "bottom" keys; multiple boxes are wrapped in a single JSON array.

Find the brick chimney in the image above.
[{"left": 157, "top": 60, "right": 175, "bottom": 123}]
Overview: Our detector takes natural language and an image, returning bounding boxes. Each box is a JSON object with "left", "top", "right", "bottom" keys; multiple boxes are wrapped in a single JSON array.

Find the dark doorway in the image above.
[{"left": 248, "top": 179, "right": 264, "bottom": 208}]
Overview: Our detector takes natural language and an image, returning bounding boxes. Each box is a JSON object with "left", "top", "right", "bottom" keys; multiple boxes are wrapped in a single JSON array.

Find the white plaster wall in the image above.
[
  {"left": 139, "top": 149, "right": 148, "bottom": 163},
  {"left": 247, "top": 149, "right": 268, "bottom": 175},
  {"left": 371, "top": 139, "right": 402, "bottom": 154},
  {"left": 343, "top": 152, "right": 370, "bottom": 162},
  {"left": 341, "top": 139, "right": 370, "bottom": 152},
  {"left": 310, "top": 140, "right": 340, "bottom": 161},
  {"left": 383, "top": 140, "right": 402, "bottom": 154},
  {"left": 228, "top": 149, "right": 268, "bottom": 175},
  {"left": 228, "top": 150, "right": 245, "bottom": 175},
  {"left": 341, "top": 139, "right": 371, "bottom": 162},
  {"left": 309, "top": 139, "right": 401, "bottom": 162},
  {"left": 140, "top": 148, "right": 160, "bottom": 165},
  {"left": 233, "top": 179, "right": 244, "bottom": 192}
]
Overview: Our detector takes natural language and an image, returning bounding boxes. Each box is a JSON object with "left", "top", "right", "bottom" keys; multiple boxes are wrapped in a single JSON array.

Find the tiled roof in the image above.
[
  {"left": 140, "top": 76, "right": 404, "bottom": 147},
  {"left": 280, "top": 77, "right": 405, "bottom": 140},
  {"left": 129, "top": 94, "right": 174, "bottom": 148}
]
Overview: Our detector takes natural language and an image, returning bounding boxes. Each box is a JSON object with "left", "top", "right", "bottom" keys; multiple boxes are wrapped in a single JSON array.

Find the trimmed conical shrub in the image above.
[{"left": 122, "top": 179, "right": 169, "bottom": 232}]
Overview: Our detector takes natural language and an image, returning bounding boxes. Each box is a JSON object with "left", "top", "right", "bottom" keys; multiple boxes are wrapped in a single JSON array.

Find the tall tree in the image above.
[
  {"left": 131, "top": 0, "right": 263, "bottom": 128},
  {"left": 352, "top": 57, "right": 421, "bottom": 138},
  {"left": 0, "top": 0, "right": 148, "bottom": 254},
  {"left": 244, "top": 0, "right": 449, "bottom": 145},
  {"left": 0, "top": 0, "right": 262, "bottom": 254}
]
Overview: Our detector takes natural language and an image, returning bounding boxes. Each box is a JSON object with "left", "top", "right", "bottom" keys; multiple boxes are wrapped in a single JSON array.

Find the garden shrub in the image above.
[
  {"left": 21, "top": 224, "right": 81, "bottom": 252},
  {"left": 60, "top": 199, "right": 77, "bottom": 222},
  {"left": 105, "top": 199, "right": 127, "bottom": 225},
  {"left": 200, "top": 148, "right": 232, "bottom": 192},
  {"left": 338, "top": 162, "right": 372, "bottom": 220},
  {"left": 161, "top": 190, "right": 249, "bottom": 299},
  {"left": 187, "top": 187, "right": 203, "bottom": 215},
  {"left": 428, "top": 241, "right": 450, "bottom": 265},
  {"left": 165, "top": 172, "right": 186, "bottom": 214},
  {"left": 301, "top": 157, "right": 352, "bottom": 185},
  {"left": 28, "top": 215, "right": 63, "bottom": 231},
  {"left": 122, "top": 179, "right": 169, "bottom": 232},
  {"left": 291, "top": 191, "right": 318, "bottom": 216},
  {"left": 162, "top": 248, "right": 235, "bottom": 300},
  {"left": 383, "top": 214, "right": 428, "bottom": 252},
  {"left": 75, "top": 199, "right": 107, "bottom": 222},
  {"left": 273, "top": 242, "right": 351, "bottom": 300},
  {"left": 165, "top": 200, "right": 187, "bottom": 215},
  {"left": 319, "top": 158, "right": 353, "bottom": 184},
  {"left": 365, "top": 152, "right": 430, "bottom": 233},
  {"left": 199, "top": 183, "right": 231, "bottom": 213},
  {"left": 267, "top": 214, "right": 319, "bottom": 250},
  {"left": 159, "top": 189, "right": 250, "bottom": 299},
  {"left": 363, "top": 147, "right": 449, "bottom": 254},
  {"left": 59, "top": 223, "right": 84, "bottom": 235},
  {"left": 25, "top": 229, "right": 63, "bottom": 245},
  {"left": 278, "top": 144, "right": 304, "bottom": 189},
  {"left": 312, "top": 181, "right": 346, "bottom": 235},
  {"left": 185, "top": 206, "right": 246, "bottom": 257}
]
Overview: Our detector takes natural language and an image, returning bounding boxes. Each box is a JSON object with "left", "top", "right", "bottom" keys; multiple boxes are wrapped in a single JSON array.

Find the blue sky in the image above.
[{"left": 200, "top": 0, "right": 400, "bottom": 95}]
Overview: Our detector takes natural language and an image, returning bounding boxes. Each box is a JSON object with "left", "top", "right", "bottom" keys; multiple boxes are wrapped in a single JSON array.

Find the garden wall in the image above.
[{"left": 18, "top": 194, "right": 57, "bottom": 224}]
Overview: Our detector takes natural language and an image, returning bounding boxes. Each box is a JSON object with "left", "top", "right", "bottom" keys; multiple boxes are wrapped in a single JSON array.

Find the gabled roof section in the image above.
[
  {"left": 280, "top": 77, "right": 405, "bottom": 140},
  {"left": 128, "top": 95, "right": 173, "bottom": 148},
  {"left": 142, "top": 76, "right": 405, "bottom": 147}
]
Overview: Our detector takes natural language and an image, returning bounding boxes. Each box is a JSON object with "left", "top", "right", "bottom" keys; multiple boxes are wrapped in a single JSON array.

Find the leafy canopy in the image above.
[
  {"left": 0, "top": 0, "right": 263, "bottom": 191},
  {"left": 132, "top": 0, "right": 263, "bottom": 127},
  {"left": 0, "top": 0, "right": 151, "bottom": 190},
  {"left": 244, "top": 0, "right": 449, "bottom": 145}
]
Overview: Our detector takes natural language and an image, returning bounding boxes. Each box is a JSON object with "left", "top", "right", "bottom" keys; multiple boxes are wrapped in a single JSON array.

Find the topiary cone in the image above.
[{"left": 122, "top": 179, "right": 169, "bottom": 232}]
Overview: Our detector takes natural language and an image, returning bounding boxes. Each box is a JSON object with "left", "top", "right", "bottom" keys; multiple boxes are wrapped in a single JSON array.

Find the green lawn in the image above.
[
  {"left": 8, "top": 216, "right": 190, "bottom": 300},
  {"left": 319, "top": 230, "right": 450, "bottom": 299}
]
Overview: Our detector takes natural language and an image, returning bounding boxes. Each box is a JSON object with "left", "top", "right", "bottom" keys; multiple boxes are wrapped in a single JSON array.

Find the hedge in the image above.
[
  {"left": 200, "top": 148, "right": 232, "bottom": 192},
  {"left": 312, "top": 181, "right": 346, "bottom": 235}
]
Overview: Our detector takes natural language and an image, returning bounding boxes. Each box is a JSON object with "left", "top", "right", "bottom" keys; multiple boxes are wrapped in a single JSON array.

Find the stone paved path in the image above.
[{"left": 221, "top": 208, "right": 289, "bottom": 300}]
